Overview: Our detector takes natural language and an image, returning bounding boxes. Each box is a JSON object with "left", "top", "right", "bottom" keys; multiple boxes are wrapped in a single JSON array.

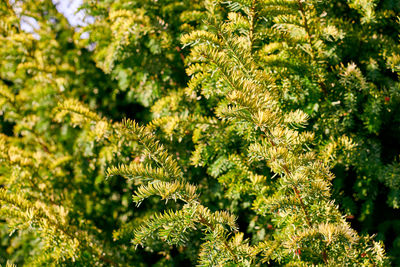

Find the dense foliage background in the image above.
[{"left": 0, "top": 0, "right": 399, "bottom": 266}]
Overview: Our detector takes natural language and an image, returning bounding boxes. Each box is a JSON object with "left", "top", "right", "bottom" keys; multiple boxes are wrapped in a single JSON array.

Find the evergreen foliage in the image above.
[{"left": 0, "top": 0, "right": 399, "bottom": 265}]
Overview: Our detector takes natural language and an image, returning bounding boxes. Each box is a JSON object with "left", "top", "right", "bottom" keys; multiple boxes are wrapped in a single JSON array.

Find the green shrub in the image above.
[{"left": 0, "top": 0, "right": 399, "bottom": 265}]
